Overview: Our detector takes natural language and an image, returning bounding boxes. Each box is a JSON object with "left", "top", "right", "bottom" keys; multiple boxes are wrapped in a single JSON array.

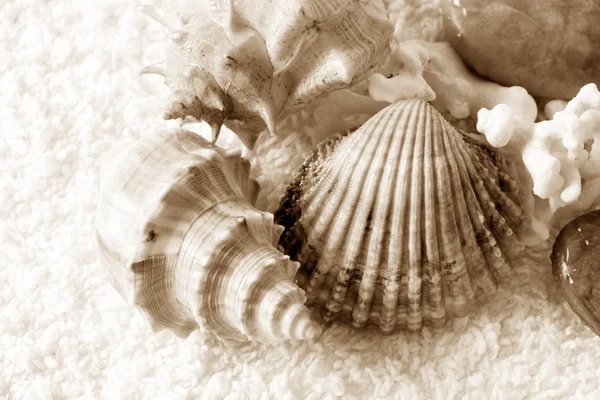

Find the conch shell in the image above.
[
  {"left": 142, "top": 0, "right": 393, "bottom": 148},
  {"left": 95, "top": 129, "right": 321, "bottom": 342},
  {"left": 275, "top": 99, "right": 528, "bottom": 332}
]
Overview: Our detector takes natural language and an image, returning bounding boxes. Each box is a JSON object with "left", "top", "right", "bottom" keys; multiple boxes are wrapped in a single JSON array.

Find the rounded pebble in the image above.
[
  {"left": 442, "top": 0, "right": 600, "bottom": 99},
  {"left": 552, "top": 210, "right": 600, "bottom": 337}
]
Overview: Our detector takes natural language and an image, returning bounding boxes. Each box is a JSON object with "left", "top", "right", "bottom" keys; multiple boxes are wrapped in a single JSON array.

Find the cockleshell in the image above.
[
  {"left": 142, "top": 0, "right": 393, "bottom": 148},
  {"left": 275, "top": 99, "right": 528, "bottom": 332},
  {"left": 95, "top": 129, "right": 321, "bottom": 342}
]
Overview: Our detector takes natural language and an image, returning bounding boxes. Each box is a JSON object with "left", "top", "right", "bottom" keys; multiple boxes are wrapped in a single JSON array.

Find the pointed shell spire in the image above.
[
  {"left": 95, "top": 129, "right": 320, "bottom": 342},
  {"left": 275, "top": 100, "right": 528, "bottom": 332}
]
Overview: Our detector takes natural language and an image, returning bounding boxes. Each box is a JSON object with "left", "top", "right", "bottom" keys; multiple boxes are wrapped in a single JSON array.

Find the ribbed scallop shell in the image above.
[
  {"left": 95, "top": 129, "right": 320, "bottom": 342},
  {"left": 275, "top": 100, "right": 528, "bottom": 332},
  {"left": 145, "top": 0, "right": 393, "bottom": 148}
]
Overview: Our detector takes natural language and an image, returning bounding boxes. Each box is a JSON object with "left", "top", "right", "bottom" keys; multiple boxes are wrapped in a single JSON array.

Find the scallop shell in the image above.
[
  {"left": 143, "top": 0, "right": 393, "bottom": 148},
  {"left": 95, "top": 129, "right": 321, "bottom": 342},
  {"left": 274, "top": 99, "right": 528, "bottom": 332}
]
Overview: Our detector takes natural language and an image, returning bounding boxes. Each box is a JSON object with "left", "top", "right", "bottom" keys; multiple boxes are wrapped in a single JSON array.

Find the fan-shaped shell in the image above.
[
  {"left": 275, "top": 99, "right": 528, "bottom": 332},
  {"left": 95, "top": 129, "right": 320, "bottom": 342},
  {"left": 146, "top": 0, "right": 393, "bottom": 148}
]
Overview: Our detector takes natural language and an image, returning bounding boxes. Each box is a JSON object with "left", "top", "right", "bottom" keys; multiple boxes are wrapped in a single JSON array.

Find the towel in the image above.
[{"left": 2, "top": 1, "right": 600, "bottom": 399}]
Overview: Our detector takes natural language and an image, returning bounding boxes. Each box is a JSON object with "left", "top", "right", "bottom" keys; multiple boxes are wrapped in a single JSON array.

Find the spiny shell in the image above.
[
  {"left": 95, "top": 129, "right": 320, "bottom": 342},
  {"left": 275, "top": 100, "right": 528, "bottom": 332},
  {"left": 147, "top": 0, "right": 393, "bottom": 148}
]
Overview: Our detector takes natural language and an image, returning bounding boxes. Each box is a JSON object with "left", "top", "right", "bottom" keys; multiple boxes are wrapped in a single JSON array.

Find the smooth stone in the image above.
[
  {"left": 441, "top": 0, "right": 600, "bottom": 99},
  {"left": 551, "top": 210, "right": 600, "bottom": 337}
]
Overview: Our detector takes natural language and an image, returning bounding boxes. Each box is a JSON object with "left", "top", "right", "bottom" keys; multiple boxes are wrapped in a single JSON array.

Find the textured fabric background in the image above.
[{"left": 2, "top": 1, "right": 600, "bottom": 399}]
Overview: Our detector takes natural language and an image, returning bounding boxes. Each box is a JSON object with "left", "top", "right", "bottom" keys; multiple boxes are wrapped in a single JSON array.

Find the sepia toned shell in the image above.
[
  {"left": 142, "top": 0, "right": 393, "bottom": 148},
  {"left": 551, "top": 209, "right": 600, "bottom": 337},
  {"left": 95, "top": 129, "right": 321, "bottom": 342},
  {"left": 275, "top": 99, "right": 528, "bottom": 332}
]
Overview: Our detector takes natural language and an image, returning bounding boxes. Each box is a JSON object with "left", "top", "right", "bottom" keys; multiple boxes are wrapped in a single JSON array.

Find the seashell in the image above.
[
  {"left": 142, "top": 0, "right": 393, "bottom": 148},
  {"left": 274, "top": 99, "right": 529, "bottom": 332},
  {"left": 95, "top": 129, "right": 321, "bottom": 342},
  {"left": 551, "top": 209, "right": 600, "bottom": 337}
]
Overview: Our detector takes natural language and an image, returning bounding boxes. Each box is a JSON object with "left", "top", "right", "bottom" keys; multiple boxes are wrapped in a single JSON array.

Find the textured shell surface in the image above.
[
  {"left": 275, "top": 99, "right": 528, "bottom": 332},
  {"left": 150, "top": 0, "right": 393, "bottom": 148},
  {"left": 95, "top": 129, "right": 320, "bottom": 342}
]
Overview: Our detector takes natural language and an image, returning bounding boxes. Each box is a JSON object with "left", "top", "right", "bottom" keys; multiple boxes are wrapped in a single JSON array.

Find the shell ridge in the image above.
[
  {"left": 300, "top": 122, "right": 376, "bottom": 211},
  {"left": 305, "top": 106, "right": 395, "bottom": 305},
  {"left": 392, "top": 100, "right": 427, "bottom": 330},
  {"left": 274, "top": 134, "right": 351, "bottom": 287},
  {"left": 282, "top": 3, "right": 392, "bottom": 106},
  {"left": 189, "top": 210, "right": 259, "bottom": 341},
  {"left": 129, "top": 254, "right": 199, "bottom": 337},
  {"left": 435, "top": 116, "right": 485, "bottom": 317},
  {"left": 245, "top": 211, "right": 286, "bottom": 247},
  {"left": 404, "top": 100, "right": 431, "bottom": 330},
  {"left": 296, "top": 132, "right": 356, "bottom": 211},
  {"left": 418, "top": 102, "right": 442, "bottom": 328},
  {"left": 273, "top": 28, "right": 318, "bottom": 78},
  {"left": 466, "top": 142, "right": 525, "bottom": 231},
  {"left": 230, "top": 242, "right": 268, "bottom": 341},
  {"left": 471, "top": 167, "right": 524, "bottom": 234},
  {"left": 455, "top": 138, "right": 521, "bottom": 272},
  {"left": 353, "top": 101, "right": 419, "bottom": 327},
  {"left": 469, "top": 166, "right": 527, "bottom": 257},
  {"left": 376, "top": 100, "right": 425, "bottom": 331},
  {"left": 452, "top": 152, "right": 506, "bottom": 288},
  {"left": 295, "top": 123, "right": 382, "bottom": 292},
  {"left": 422, "top": 112, "right": 446, "bottom": 328},
  {"left": 449, "top": 135, "right": 514, "bottom": 281},
  {"left": 423, "top": 107, "right": 469, "bottom": 321},
  {"left": 179, "top": 207, "right": 229, "bottom": 337},
  {"left": 305, "top": 0, "right": 358, "bottom": 21},
  {"left": 323, "top": 102, "right": 405, "bottom": 316},
  {"left": 437, "top": 116, "right": 496, "bottom": 307},
  {"left": 343, "top": 103, "right": 406, "bottom": 321},
  {"left": 182, "top": 201, "right": 309, "bottom": 342},
  {"left": 237, "top": 253, "right": 308, "bottom": 341},
  {"left": 264, "top": 280, "right": 308, "bottom": 341},
  {"left": 283, "top": 133, "right": 349, "bottom": 210}
]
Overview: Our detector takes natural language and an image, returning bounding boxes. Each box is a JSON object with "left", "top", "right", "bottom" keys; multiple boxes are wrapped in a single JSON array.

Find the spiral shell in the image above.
[
  {"left": 143, "top": 0, "right": 393, "bottom": 148},
  {"left": 95, "top": 129, "right": 320, "bottom": 342},
  {"left": 275, "top": 100, "right": 528, "bottom": 332}
]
